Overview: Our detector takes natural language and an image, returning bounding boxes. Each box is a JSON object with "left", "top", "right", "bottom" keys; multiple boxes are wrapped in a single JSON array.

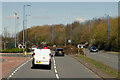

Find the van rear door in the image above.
[{"left": 34, "top": 49, "right": 51, "bottom": 65}]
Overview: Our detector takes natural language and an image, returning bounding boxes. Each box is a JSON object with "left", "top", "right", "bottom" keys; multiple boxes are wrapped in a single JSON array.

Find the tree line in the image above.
[{"left": 18, "top": 16, "right": 119, "bottom": 51}]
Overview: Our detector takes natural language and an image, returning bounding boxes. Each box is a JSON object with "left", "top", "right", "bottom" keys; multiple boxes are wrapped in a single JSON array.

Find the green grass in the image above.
[
  {"left": 78, "top": 55, "right": 118, "bottom": 78},
  {"left": 118, "top": 52, "right": 120, "bottom": 54}
]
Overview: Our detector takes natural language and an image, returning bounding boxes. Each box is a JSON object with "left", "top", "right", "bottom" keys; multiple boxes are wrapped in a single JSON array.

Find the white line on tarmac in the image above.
[
  {"left": 53, "top": 57, "right": 60, "bottom": 79},
  {"left": 56, "top": 74, "right": 59, "bottom": 79},
  {"left": 7, "top": 58, "right": 32, "bottom": 79}
]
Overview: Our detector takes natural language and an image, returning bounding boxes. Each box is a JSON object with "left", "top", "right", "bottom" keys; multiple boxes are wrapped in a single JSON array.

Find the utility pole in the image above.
[
  {"left": 52, "top": 26, "right": 54, "bottom": 43},
  {"left": 25, "top": 14, "right": 30, "bottom": 49},
  {"left": 105, "top": 14, "right": 110, "bottom": 50},
  {"left": 35, "top": 29, "right": 36, "bottom": 43},
  {"left": 89, "top": 20, "right": 90, "bottom": 45},
  {"left": 23, "top": 5, "right": 31, "bottom": 56},
  {"left": 70, "top": 25, "right": 72, "bottom": 45},
  {"left": 15, "top": 13, "right": 17, "bottom": 48},
  {"left": 65, "top": 37, "right": 66, "bottom": 47},
  {"left": 107, "top": 15, "right": 109, "bottom": 50},
  {"left": 16, "top": 17, "right": 19, "bottom": 44}
]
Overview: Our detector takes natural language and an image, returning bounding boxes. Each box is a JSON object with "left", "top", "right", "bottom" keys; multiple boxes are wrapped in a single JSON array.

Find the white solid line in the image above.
[{"left": 56, "top": 74, "right": 59, "bottom": 79}]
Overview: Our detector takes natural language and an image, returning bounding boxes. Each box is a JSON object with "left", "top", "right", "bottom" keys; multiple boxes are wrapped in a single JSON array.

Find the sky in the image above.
[{"left": 1, "top": 1, "right": 118, "bottom": 36}]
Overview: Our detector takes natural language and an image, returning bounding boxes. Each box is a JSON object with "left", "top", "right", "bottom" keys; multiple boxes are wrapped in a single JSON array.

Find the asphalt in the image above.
[
  {"left": 6, "top": 51, "right": 98, "bottom": 79},
  {"left": 83, "top": 49, "right": 118, "bottom": 70}
]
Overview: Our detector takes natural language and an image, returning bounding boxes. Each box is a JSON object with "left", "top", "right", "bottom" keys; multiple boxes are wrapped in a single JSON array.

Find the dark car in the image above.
[
  {"left": 90, "top": 46, "right": 98, "bottom": 52},
  {"left": 43, "top": 45, "right": 48, "bottom": 49},
  {"left": 55, "top": 48, "right": 64, "bottom": 56}
]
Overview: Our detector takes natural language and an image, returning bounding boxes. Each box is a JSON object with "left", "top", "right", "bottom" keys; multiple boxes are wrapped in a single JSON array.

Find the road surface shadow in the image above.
[{"left": 31, "top": 65, "right": 51, "bottom": 70}]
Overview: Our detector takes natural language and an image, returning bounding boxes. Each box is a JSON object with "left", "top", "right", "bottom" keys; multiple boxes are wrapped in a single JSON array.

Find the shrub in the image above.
[{"left": 1, "top": 48, "right": 26, "bottom": 53}]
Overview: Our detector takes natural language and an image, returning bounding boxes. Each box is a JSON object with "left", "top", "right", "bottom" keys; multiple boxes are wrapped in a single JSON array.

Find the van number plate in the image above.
[{"left": 36, "top": 61, "right": 41, "bottom": 64}]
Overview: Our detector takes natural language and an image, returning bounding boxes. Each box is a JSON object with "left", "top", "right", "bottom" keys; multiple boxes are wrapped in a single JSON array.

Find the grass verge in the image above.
[{"left": 78, "top": 55, "right": 118, "bottom": 78}]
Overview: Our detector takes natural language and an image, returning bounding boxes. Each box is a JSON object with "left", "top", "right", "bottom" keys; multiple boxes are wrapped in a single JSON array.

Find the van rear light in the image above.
[
  {"left": 33, "top": 53, "right": 35, "bottom": 60},
  {"left": 33, "top": 58, "right": 35, "bottom": 60},
  {"left": 49, "top": 54, "right": 51, "bottom": 57}
]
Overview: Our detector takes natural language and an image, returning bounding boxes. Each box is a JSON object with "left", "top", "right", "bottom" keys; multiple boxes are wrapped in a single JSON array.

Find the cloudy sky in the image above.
[{"left": 1, "top": 2, "right": 118, "bottom": 35}]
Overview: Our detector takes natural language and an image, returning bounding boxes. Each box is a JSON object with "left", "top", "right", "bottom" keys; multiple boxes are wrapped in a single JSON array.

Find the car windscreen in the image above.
[
  {"left": 91, "top": 47, "right": 97, "bottom": 49},
  {"left": 56, "top": 49, "right": 64, "bottom": 51}
]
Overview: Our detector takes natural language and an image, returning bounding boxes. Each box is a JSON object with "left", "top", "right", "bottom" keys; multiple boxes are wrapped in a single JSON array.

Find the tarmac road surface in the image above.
[{"left": 5, "top": 52, "right": 99, "bottom": 79}]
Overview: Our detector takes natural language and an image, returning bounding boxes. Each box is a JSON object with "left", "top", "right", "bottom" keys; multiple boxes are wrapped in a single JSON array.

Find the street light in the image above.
[
  {"left": 89, "top": 20, "right": 90, "bottom": 45},
  {"left": 14, "top": 13, "right": 17, "bottom": 48},
  {"left": 25, "top": 14, "right": 30, "bottom": 49},
  {"left": 105, "top": 14, "right": 110, "bottom": 50},
  {"left": 23, "top": 4, "right": 31, "bottom": 56},
  {"left": 70, "top": 24, "right": 72, "bottom": 45}
]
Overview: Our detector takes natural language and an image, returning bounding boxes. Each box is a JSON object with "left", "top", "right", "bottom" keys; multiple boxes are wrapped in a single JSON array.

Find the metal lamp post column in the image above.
[
  {"left": 23, "top": 5, "right": 25, "bottom": 56},
  {"left": 89, "top": 20, "right": 90, "bottom": 45},
  {"left": 15, "top": 13, "right": 17, "bottom": 48},
  {"left": 23, "top": 5, "right": 31, "bottom": 56},
  {"left": 70, "top": 25, "right": 72, "bottom": 45},
  {"left": 107, "top": 15, "right": 109, "bottom": 49}
]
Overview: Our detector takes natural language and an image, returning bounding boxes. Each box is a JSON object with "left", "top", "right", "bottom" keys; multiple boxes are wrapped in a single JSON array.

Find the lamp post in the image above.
[
  {"left": 89, "top": 20, "right": 90, "bottom": 45},
  {"left": 25, "top": 14, "right": 30, "bottom": 49},
  {"left": 105, "top": 14, "right": 110, "bottom": 50},
  {"left": 23, "top": 5, "right": 31, "bottom": 56},
  {"left": 16, "top": 17, "right": 19, "bottom": 44},
  {"left": 107, "top": 15, "right": 110, "bottom": 50},
  {"left": 52, "top": 26, "right": 54, "bottom": 43},
  {"left": 70, "top": 24, "right": 72, "bottom": 45},
  {"left": 15, "top": 13, "right": 17, "bottom": 48}
]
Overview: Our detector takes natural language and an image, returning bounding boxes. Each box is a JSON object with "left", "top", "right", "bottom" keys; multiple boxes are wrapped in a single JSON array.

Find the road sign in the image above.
[
  {"left": 77, "top": 44, "right": 80, "bottom": 48},
  {"left": 68, "top": 40, "right": 71, "bottom": 43}
]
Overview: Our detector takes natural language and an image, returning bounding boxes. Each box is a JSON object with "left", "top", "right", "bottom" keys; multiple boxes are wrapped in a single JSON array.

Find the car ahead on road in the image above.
[
  {"left": 32, "top": 49, "right": 52, "bottom": 69},
  {"left": 43, "top": 45, "right": 48, "bottom": 49},
  {"left": 55, "top": 48, "right": 64, "bottom": 56},
  {"left": 90, "top": 46, "right": 98, "bottom": 52},
  {"left": 31, "top": 46, "right": 37, "bottom": 51}
]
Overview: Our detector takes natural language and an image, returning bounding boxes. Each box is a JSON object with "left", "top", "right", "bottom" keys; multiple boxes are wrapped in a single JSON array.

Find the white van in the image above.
[{"left": 32, "top": 49, "right": 52, "bottom": 69}]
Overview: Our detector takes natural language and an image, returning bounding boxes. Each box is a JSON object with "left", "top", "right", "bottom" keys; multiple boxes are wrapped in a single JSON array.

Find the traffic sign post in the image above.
[{"left": 77, "top": 44, "right": 80, "bottom": 55}]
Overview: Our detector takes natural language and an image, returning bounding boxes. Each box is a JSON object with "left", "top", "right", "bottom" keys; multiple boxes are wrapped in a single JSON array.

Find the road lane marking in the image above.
[
  {"left": 54, "top": 66, "right": 56, "bottom": 69},
  {"left": 55, "top": 69, "right": 57, "bottom": 73},
  {"left": 7, "top": 58, "right": 32, "bottom": 79},
  {"left": 56, "top": 74, "right": 59, "bottom": 79},
  {"left": 53, "top": 57, "right": 60, "bottom": 79}
]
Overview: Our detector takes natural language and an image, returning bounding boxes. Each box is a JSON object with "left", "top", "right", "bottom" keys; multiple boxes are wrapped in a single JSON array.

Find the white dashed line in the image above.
[
  {"left": 54, "top": 66, "right": 56, "bottom": 69},
  {"left": 7, "top": 58, "right": 32, "bottom": 79},
  {"left": 53, "top": 57, "right": 60, "bottom": 79},
  {"left": 56, "top": 74, "right": 59, "bottom": 79},
  {"left": 55, "top": 69, "right": 57, "bottom": 73}
]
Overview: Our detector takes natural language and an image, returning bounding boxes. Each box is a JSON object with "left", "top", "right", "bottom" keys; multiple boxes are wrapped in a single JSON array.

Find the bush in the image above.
[{"left": 0, "top": 48, "right": 26, "bottom": 53}]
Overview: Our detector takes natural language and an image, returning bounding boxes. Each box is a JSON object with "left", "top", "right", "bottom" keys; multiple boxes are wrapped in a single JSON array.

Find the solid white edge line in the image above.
[{"left": 7, "top": 58, "right": 32, "bottom": 79}]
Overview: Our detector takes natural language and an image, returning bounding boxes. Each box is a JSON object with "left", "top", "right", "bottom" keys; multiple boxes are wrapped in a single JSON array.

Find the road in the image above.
[
  {"left": 84, "top": 49, "right": 118, "bottom": 70},
  {"left": 6, "top": 51, "right": 99, "bottom": 79}
]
